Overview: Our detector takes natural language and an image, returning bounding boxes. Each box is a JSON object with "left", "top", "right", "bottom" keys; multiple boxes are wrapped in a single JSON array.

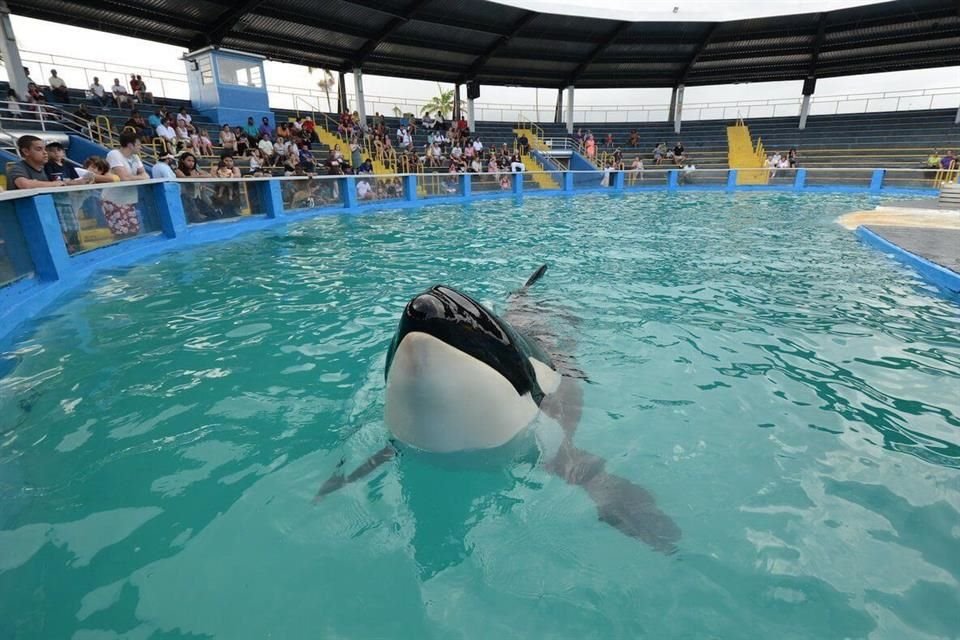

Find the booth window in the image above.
[{"left": 217, "top": 58, "right": 263, "bottom": 88}]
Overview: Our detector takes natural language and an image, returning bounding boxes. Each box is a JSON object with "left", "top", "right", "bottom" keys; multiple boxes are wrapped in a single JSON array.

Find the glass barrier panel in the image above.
[
  {"left": 572, "top": 170, "right": 604, "bottom": 189},
  {"left": 805, "top": 169, "right": 875, "bottom": 188},
  {"left": 624, "top": 167, "right": 667, "bottom": 187},
  {"left": 766, "top": 167, "right": 799, "bottom": 187},
  {"left": 52, "top": 183, "right": 161, "bottom": 255},
  {"left": 357, "top": 176, "right": 404, "bottom": 203},
  {"left": 884, "top": 169, "right": 942, "bottom": 190},
  {"left": 417, "top": 172, "right": 460, "bottom": 198},
  {"left": 678, "top": 168, "right": 728, "bottom": 187},
  {"left": 0, "top": 201, "right": 34, "bottom": 285},
  {"left": 180, "top": 179, "right": 265, "bottom": 224},
  {"left": 471, "top": 171, "right": 511, "bottom": 194},
  {"left": 282, "top": 176, "right": 344, "bottom": 212}
]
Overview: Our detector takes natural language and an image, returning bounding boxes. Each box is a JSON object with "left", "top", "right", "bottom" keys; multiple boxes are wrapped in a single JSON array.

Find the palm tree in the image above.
[
  {"left": 421, "top": 84, "right": 453, "bottom": 118},
  {"left": 307, "top": 67, "right": 336, "bottom": 112}
]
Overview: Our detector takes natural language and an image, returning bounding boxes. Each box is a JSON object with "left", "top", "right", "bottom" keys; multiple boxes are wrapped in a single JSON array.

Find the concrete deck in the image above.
[{"left": 839, "top": 204, "right": 960, "bottom": 293}]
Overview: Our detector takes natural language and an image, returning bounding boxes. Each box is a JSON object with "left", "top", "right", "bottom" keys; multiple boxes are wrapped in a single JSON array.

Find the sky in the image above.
[{"left": 2, "top": 2, "right": 958, "bottom": 120}]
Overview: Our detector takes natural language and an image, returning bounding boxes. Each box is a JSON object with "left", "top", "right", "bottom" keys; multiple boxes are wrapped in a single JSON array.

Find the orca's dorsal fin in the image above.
[{"left": 523, "top": 264, "right": 548, "bottom": 289}]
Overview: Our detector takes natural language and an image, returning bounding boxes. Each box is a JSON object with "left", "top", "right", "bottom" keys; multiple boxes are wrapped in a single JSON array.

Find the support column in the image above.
[
  {"left": 513, "top": 172, "right": 523, "bottom": 195},
  {"left": 554, "top": 88, "right": 563, "bottom": 124},
  {"left": 343, "top": 176, "right": 358, "bottom": 208},
  {"left": 404, "top": 174, "right": 418, "bottom": 201},
  {"left": 726, "top": 170, "right": 738, "bottom": 192},
  {"left": 153, "top": 181, "right": 188, "bottom": 235},
  {"left": 799, "top": 76, "right": 816, "bottom": 130},
  {"left": 453, "top": 84, "right": 462, "bottom": 121},
  {"left": 668, "top": 86, "right": 678, "bottom": 124},
  {"left": 954, "top": 103, "right": 960, "bottom": 125},
  {"left": 467, "top": 96, "right": 475, "bottom": 133},
  {"left": 565, "top": 85, "right": 574, "bottom": 134},
  {"left": 673, "top": 85, "right": 685, "bottom": 135},
  {"left": 0, "top": 1, "right": 29, "bottom": 98},
  {"left": 337, "top": 71, "right": 348, "bottom": 113},
  {"left": 352, "top": 67, "right": 366, "bottom": 128},
  {"left": 15, "top": 194, "right": 70, "bottom": 281},
  {"left": 258, "top": 180, "right": 284, "bottom": 218}
]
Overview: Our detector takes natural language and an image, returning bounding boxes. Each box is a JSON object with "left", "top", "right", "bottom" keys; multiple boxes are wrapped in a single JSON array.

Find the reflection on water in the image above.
[{"left": 0, "top": 192, "right": 958, "bottom": 639}]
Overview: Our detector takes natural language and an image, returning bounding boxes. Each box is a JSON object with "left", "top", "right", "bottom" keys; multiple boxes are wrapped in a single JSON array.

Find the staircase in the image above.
[
  {"left": 727, "top": 120, "right": 769, "bottom": 185},
  {"left": 77, "top": 217, "right": 115, "bottom": 251},
  {"left": 512, "top": 122, "right": 560, "bottom": 189}
]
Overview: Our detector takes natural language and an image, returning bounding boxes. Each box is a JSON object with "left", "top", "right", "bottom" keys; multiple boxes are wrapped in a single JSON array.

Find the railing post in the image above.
[
  {"left": 343, "top": 176, "right": 358, "bottom": 208},
  {"left": 563, "top": 171, "right": 574, "bottom": 192},
  {"left": 613, "top": 170, "right": 625, "bottom": 190},
  {"left": 870, "top": 169, "right": 885, "bottom": 194},
  {"left": 15, "top": 194, "right": 70, "bottom": 281},
  {"left": 793, "top": 168, "right": 807, "bottom": 191},
  {"left": 258, "top": 180, "right": 284, "bottom": 219},
  {"left": 726, "top": 169, "right": 737, "bottom": 192},
  {"left": 404, "top": 174, "right": 418, "bottom": 202},
  {"left": 461, "top": 173, "right": 471, "bottom": 198},
  {"left": 668, "top": 170, "right": 679, "bottom": 191},
  {"left": 513, "top": 172, "right": 523, "bottom": 195},
  {"left": 153, "top": 181, "right": 188, "bottom": 236}
]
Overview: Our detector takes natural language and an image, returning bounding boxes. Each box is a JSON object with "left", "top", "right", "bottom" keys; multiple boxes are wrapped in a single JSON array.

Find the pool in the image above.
[{"left": 1, "top": 191, "right": 958, "bottom": 639}]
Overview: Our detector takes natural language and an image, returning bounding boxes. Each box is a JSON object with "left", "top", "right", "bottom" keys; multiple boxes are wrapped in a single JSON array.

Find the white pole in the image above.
[
  {"left": 799, "top": 93, "right": 812, "bottom": 129},
  {"left": 467, "top": 96, "right": 475, "bottom": 132},
  {"left": 0, "top": 1, "right": 29, "bottom": 98},
  {"left": 352, "top": 67, "right": 366, "bottom": 129},
  {"left": 565, "top": 85, "right": 574, "bottom": 134},
  {"left": 673, "top": 84, "right": 684, "bottom": 135}
]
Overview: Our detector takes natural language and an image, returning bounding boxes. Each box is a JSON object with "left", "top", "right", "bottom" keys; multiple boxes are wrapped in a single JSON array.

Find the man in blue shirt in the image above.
[{"left": 151, "top": 153, "right": 177, "bottom": 179}]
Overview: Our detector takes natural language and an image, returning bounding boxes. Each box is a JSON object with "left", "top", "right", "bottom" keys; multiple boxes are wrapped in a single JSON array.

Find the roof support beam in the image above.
[
  {"left": 460, "top": 11, "right": 538, "bottom": 82},
  {"left": 206, "top": 0, "right": 268, "bottom": 47},
  {"left": 807, "top": 11, "right": 829, "bottom": 79},
  {"left": 564, "top": 21, "right": 631, "bottom": 86},
  {"left": 678, "top": 23, "right": 720, "bottom": 86},
  {"left": 353, "top": 0, "right": 432, "bottom": 67}
]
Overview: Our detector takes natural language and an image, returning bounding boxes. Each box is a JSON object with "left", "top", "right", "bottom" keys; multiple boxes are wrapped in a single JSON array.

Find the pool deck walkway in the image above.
[{"left": 838, "top": 203, "right": 960, "bottom": 294}]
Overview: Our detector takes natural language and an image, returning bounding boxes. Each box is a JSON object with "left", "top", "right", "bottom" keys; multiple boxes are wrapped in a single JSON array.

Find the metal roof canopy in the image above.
[{"left": 9, "top": 0, "right": 960, "bottom": 89}]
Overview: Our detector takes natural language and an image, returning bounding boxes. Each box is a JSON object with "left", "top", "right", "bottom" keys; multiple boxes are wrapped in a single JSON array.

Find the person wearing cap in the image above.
[{"left": 152, "top": 152, "right": 177, "bottom": 179}]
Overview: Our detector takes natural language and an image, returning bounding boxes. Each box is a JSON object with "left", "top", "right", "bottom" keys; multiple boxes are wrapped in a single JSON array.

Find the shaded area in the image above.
[{"left": 8, "top": 0, "right": 960, "bottom": 88}]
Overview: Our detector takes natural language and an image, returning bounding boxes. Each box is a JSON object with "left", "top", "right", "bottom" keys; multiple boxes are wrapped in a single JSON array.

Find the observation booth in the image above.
[{"left": 182, "top": 47, "right": 274, "bottom": 129}]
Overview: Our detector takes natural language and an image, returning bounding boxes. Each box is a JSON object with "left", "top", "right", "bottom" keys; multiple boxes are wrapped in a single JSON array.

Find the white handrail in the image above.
[
  {"left": 5, "top": 49, "right": 959, "bottom": 124},
  {"left": 0, "top": 166, "right": 944, "bottom": 203}
]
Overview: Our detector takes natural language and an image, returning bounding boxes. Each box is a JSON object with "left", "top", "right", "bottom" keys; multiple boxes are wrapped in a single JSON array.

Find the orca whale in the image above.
[{"left": 316, "top": 265, "right": 681, "bottom": 554}]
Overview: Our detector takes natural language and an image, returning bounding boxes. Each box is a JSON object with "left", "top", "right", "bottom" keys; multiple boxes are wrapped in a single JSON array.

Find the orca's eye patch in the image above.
[{"left": 407, "top": 293, "right": 447, "bottom": 321}]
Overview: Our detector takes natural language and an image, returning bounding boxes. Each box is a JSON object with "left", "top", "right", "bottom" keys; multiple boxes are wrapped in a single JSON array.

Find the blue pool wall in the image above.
[
  {"left": 855, "top": 226, "right": 960, "bottom": 296},
  {"left": 0, "top": 170, "right": 943, "bottom": 346}
]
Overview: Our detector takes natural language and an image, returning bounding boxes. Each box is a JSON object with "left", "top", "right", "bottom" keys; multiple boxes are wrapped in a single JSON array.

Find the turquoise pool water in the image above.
[{"left": 1, "top": 192, "right": 959, "bottom": 639}]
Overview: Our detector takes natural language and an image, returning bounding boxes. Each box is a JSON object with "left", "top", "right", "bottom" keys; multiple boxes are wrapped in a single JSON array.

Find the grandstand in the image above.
[{"left": 0, "top": 0, "right": 957, "bottom": 190}]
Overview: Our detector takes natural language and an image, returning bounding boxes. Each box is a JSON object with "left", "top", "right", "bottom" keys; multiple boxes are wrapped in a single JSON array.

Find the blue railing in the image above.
[{"left": 0, "top": 167, "right": 942, "bottom": 343}]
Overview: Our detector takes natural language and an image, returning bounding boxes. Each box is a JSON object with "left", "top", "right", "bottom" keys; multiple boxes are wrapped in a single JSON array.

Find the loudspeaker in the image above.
[
  {"left": 467, "top": 81, "right": 480, "bottom": 100},
  {"left": 802, "top": 76, "right": 817, "bottom": 96}
]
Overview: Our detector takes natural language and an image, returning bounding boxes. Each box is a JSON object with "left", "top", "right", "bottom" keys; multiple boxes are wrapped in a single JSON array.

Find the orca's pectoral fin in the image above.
[
  {"left": 544, "top": 443, "right": 681, "bottom": 554},
  {"left": 314, "top": 443, "right": 398, "bottom": 504}
]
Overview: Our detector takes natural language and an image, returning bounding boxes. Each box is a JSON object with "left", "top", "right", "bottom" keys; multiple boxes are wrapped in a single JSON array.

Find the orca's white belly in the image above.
[{"left": 385, "top": 332, "right": 541, "bottom": 452}]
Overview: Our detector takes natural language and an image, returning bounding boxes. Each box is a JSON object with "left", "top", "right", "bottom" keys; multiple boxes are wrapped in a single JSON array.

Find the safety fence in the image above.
[{"left": 0, "top": 166, "right": 945, "bottom": 337}]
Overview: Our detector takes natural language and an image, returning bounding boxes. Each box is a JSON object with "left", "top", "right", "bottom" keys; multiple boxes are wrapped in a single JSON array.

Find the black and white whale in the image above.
[{"left": 317, "top": 265, "right": 681, "bottom": 554}]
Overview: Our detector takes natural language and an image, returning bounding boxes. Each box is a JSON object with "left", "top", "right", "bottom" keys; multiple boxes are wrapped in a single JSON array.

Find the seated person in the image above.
[
  {"left": 940, "top": 150, "right": 957, "bottom": 171},
  {"left": 48, "top": 69, "right": 70, "bottom": 103},
  {"left": 926, "top": 149, "right": 941, "bottom": 169},
  {"left": 111, "top": 78, "right": 133, "bottom": 108}
]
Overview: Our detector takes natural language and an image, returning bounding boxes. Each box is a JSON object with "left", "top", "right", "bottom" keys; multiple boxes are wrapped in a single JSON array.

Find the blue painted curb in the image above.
[{"left": 855, "top": 225, "right": 960, "bottom": 296}]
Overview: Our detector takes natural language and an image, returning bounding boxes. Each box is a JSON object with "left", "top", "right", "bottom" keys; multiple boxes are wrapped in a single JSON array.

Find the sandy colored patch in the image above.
[{"left": 837, "top": 207, "right": 960, "bottom": 230}]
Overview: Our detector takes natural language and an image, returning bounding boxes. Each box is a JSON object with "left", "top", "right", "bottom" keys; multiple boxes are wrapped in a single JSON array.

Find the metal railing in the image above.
[{"left": 5, "top": 50, "right": 959, "bottom": 125}]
